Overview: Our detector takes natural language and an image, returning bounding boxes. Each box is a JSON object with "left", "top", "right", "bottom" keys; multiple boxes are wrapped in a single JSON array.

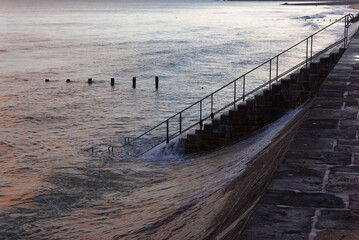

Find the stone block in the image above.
[
  {"left": 301, "top": 118, "right": 339, "bottom": 129},
  {"left": 254, "top": 93, "right": 264, "bottom": 106},
  {"left": 246, "top": 98, "right": 255, "bottom": 112},
  {"left": 290, "top": 71, "right": 300, "bottom": 83},
  {"left": 299, "top": 68, "right": 309, "bottom": 82},
  {"left": 336, "top": 139, "right": 359, "bottom": 153},
  {"left": 229, "top": 109, "right": 239, "bottom": 119},
  {"left": 307, "top": 109, "right": 357, "bottom": 120},
  {"left": 301, "top": 81, "right": 312, "bottom": 91},
  {"left": 220, "top": 113, "right": 230, "bottom": 124},
  {"left": 290, "top": 83, "right": 303, "bottom": 91},
  {"left": 329, "top": 50, "right": 340, "bottom": 62},
  {"left": 289, "top": 137, "right": 334, "bottom": 152},
  {"left": 339, "top": 47, "right": 346, "bottom": 56},
  {"left": 268, "top": 163, "right": 326, "bottom": 192},
  {"left": 284, "top": 151, "right": 352, "bottom": 165},
  {"left": 339, "top": 120, "right": 359, "bottom": 129},
  {"left": 186, "top": 134, "right": 196, "bottom": 144},
  {"left": 315, "top": 230, "right": 359, "bottom": 240},
  {"left": 241, "top": 205, "right": 314, "bottom": 240},
  {"left": 211, "top": 119, "right": 220, "bottom": 130},
  {"left": 271, "top": 82, "right": 282, "bottom": 94},
  {"left": 320, "top": 55, "right": 331, "bottom": 68},
  {"left": 263, "top": 88, "right": 273, "bottom": 100},
  {"left": 309, "top": 73, "right": 320, "bottom": 82},
  {"left": 316, "top": 209, "right": 359, "bottom": 230},
  {"left": 326, "top": 166, "right": 359, "bottom": 193},
  {"left": 349, "top": 193, "right": 359, "bottom": 211},
  {"left": 319, "top": 69, "right": 331, "bottom": 79},
  {"left": 281, "top": 78, "right": 291, "bottom": 89},
  {"left": 309, "top": 61, "right": 320, "bottom": 74},
  {"left": 203, "top": 123, "right": 213, "bottom": 131},
  {"left": 312, "top": 98, "right": 343, "bottom": 109},
  {"left": 237, "top": 102, "right": 248, "bottom": 114},
  {"left": 260, "top": 189, "right": 345, "bottom": 208},
  {"left": 296, "top": 127, "right": 356, "bottom": 140}
]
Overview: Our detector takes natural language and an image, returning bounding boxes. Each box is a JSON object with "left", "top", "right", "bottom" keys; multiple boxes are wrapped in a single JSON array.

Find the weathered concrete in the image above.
[{"left": 241, "top": 32, "right": 359, "bottom": 240}]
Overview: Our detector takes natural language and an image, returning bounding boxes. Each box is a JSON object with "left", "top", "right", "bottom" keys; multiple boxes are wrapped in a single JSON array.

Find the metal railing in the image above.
[{"left": 107, "top": 14, "right": 355, "bottom": 156}]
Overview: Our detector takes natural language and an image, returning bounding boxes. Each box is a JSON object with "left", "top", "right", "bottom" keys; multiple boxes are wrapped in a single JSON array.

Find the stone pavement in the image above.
[{"left": 241, "top": 33, "right": 359, "bottom": 239}]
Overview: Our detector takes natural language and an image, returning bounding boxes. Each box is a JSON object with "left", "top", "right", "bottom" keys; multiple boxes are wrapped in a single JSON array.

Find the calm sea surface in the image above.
[{"left": 0, "top": 0, "right": 355, "bottom": 238}]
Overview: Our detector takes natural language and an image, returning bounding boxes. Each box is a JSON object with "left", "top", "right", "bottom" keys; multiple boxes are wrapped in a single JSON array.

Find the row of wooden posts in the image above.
[
  {"left": 45, "top": 76, "right": 160, "bottom": 89},
  {"left": 305, "top": 18, "right": 338, "bottom": 22}
]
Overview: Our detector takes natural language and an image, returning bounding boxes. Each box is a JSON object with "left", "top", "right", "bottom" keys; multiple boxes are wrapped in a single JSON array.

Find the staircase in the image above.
[{"left": 184, "top": 48, "right": 346, "bottom": 154}]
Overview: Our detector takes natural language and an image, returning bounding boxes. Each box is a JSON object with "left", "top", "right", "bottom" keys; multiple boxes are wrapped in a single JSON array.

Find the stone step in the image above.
[
  {"left": 220, "top": 113, "right": 230, "bottom": 124},
  {"left": 290, "top": 70, "right": 300, "bottom": 83},
  {"left": 339, "top": 47, "right": 346, "bottom": 57},
  {"left": 308, "top": 74, "right": 320, "bottom": 84},
  {"left": 186, "top": 134, "right": 196, "bottom": 145},
  {"left": 237, "top": 102, "right": 248, "bottom": 114},
  {"left": 290, "top": 83, "right": 303, "bottom": 92},
  {"left": 320, "top": 54, "right": 331, "bottom": 68},
  {"left": 271, "top": 82, "right": 282, "bottom": 94},
  {"left": 203, "top": 123, "right": 213, "bottom": 131},
  {"left": 281, "top": 78, "right": 291, "bottom": 90},
  {"left": 246, "top": 98, "right": 256, "bottom": 112},
  {"left": 309, "top": 60, "right": 320, "bottom": 74},
  {"left": 329, "top": 49, "right": 340, "bottom": 63},
  {"left": 299, "top": 68, "right": 309, "bottom": 82},
  {"left": 254, "top": 93, "right": 265, "bottom": 107},
  {"left": 212, "top": 118, "right": 221, "bottom": 128}
]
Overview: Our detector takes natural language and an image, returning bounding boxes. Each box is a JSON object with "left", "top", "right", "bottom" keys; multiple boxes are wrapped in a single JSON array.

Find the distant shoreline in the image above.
[
  {"left": 224, "top": 0, "right": 359, "bottom": 10},
  {"left": 350, "top": 4, "right": 359, "bottom": 9},
  {"left": 278, "top": 1, "right": 359, "bottom": 8}
]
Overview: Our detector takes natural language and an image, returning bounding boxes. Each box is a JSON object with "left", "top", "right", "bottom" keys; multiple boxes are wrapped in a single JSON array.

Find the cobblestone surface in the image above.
[{"left": 241, "top": 33, "right": 359, "bottom": 240}]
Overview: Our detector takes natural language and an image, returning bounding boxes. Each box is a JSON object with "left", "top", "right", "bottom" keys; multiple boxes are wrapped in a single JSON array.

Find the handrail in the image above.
[{"left": 106, "top": 14, "right": 355, "bottom": 156}]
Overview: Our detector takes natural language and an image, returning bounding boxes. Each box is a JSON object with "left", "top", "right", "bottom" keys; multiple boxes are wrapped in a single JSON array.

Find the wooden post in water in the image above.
[
  {"left": 88, "top": 78, "right": 92, "bottom": 84},
  {"left": 111, "top": 78, "right": 115, "bottom": 86},
  {"left": 132, "top": 77, "right": 136, "bottom": 89},
  {"left": 155, "top": 76, "right": 159, "bottom": 89}
]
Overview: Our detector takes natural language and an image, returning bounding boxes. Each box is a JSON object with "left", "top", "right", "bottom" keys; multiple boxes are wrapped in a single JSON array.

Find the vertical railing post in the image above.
[
  {"left": 346, "top": 26, "right": 348, "bottom": 47},
  {"left": 199, "top": 100, "right": 203, "bottom": 130},
  {"left": 345, "top": 15, "right": 350, "bottom": 47},
  {"left": 269, "top": 59, "right": 272, "bottom": 86},
  {"left": 306, "top": 37, "right": 309, "bottom": 69},
  {"left": 166, "top": 120, "right": 169, "bottom": 144},
  {"left": 234, "top": 80, "right": 236, "bottom": 110},
  {"left": 310, "top": 35, "right": 313, "bottom": 62},
  {"left": 276, "top": 56, "right": 279, "bottom": 82},
  {"left": 211, "top": 94, "right": 214, "bottom": 119},
  {"left": 179, "top": 112, "right": 182, "bottom": 134},
  {"left": 243, "top": 75, "right": 245, "bottom": 101},
  {"left": 344, "top": 15, "right": 347, "bottom": 48}
]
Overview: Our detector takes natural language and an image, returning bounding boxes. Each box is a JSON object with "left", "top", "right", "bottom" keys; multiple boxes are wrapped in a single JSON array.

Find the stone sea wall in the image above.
[
  {"left": 151, "top": 97, "right": 312, "bottom": 239},
  {"left": 148, "top": 47, "right": 348, "bottom": 239}
]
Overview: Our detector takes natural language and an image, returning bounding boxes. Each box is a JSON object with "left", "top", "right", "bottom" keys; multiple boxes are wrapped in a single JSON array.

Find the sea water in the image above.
[{"left": 0, "top": 0, "right": 355, "bottom": 238}]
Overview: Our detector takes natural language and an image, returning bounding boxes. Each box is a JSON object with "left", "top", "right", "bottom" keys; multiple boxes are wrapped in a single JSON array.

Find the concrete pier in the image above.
[{"left": 241, "top": 33, "right": 359, "bottom": 239}]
